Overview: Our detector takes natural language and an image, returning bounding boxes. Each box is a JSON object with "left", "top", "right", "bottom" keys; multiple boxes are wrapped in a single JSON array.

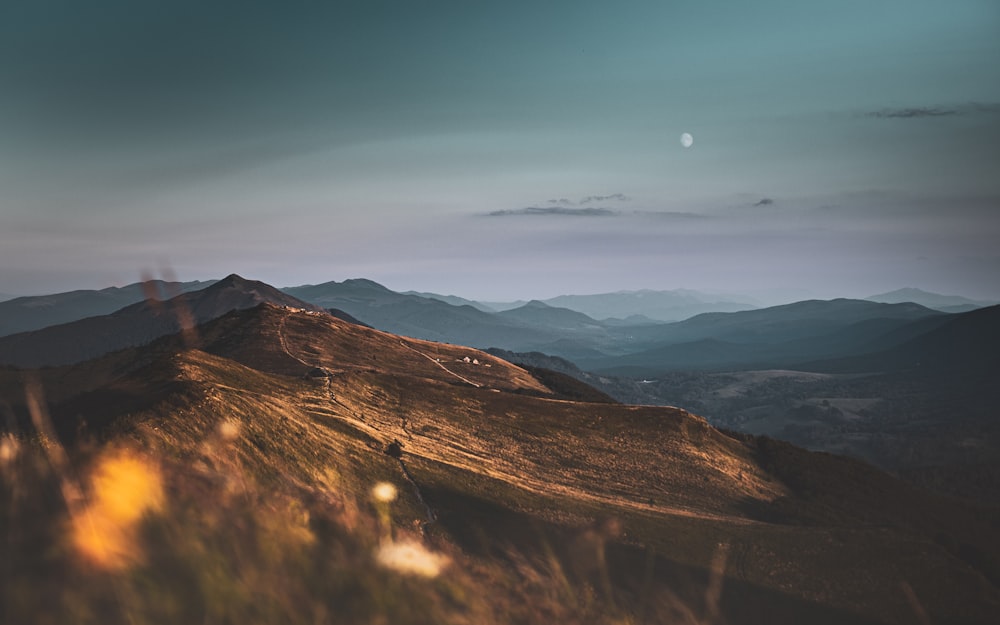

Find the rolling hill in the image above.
[
  {"left": 2, "top": 276, "right": 957, "bottom": 375},
  {"left": 866, "top": 287, "right": 997, "bottom": 313},
  {"left": 487, "top": 288, "right": 758, "bottom": 322},
  {"left": 1, "top": 299, "right": 998, "bottom": 624},
  {"left": 573, "top": 300, "right": 946, "bottom": 376},
  {"left": 0, "top": 278, "right": 215, "bottom": 337},
  {"left": 0, "top": 274, "right": 323, "bottom": 367},
  {"left": 494, "top": 300, "right": 607, "bottom": 331},
  {"left": 805, "top": 304, "right": 1000, "bottom": 376},
  {"left": 282, "top": 278, "right": 593, "bottom": 352}
]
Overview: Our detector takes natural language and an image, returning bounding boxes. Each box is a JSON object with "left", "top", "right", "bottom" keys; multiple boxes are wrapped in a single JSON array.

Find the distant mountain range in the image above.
[
  {"left": 865, "top": 287, "right": 997, "bottom": 313},
  {"left": 480, "top": 288, "right": 757, "bottom": 321},
  {"left": 0, "top": 275, "right": 322, "bottom": 367},
  {"left": 4, "top": 277, "right": 991, "bottom": 376},
  {"left": 283, "top": 279, "right": 567, "bottom": 351},
  {"left": 400, "top": 290, "right": 497, "bottom": 312},
  {"left": 806, "top": 303, "right": 1000, "bottom": 376},
  {"left": 575, "top": 299, "right": 947, "bottom": 376},
  {"left": 0, "top": 279, "right": 215, "bottom": 336}
]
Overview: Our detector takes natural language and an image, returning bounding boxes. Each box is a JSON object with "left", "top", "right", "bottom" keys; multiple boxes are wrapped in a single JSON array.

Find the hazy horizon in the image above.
[
  {"left": 2, "top": 1, "right": 998, "bottom": 301},
  {"left": 3, "top": 270, "right": 997, "bottom": 310}
]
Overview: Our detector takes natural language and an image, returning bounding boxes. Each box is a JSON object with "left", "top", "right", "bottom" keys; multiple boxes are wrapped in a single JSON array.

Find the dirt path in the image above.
[
  {"left": 396, "top": 457, "right": 437, "bottom": 531},
  {"left": 397, "top": 341, "right": 482, "bottom": 388},
  {"left": 277, "top": 311, "right": 313, "bottom": 368},
  {"left": 275, "top": 310, "right": 755, "bottom": 528}
]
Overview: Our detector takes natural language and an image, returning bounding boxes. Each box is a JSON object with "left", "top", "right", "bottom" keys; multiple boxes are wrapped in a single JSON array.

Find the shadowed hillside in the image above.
[
  {"left": 0, "top": 279, "right": 215, "bottom": 337},
  {"left": 0, "top": 274, "right": 323, "bottom": 367}
]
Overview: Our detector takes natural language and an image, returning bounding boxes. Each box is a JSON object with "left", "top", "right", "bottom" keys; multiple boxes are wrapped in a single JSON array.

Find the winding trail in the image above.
[
  {"left": 279, "top": 310, "right": 440, "bottom": 528},
  {"left": 397, "top": 341, "right": 482, "bottom": 388},
  {"left": 274, "top": 309, "right": 756, "bottom": 529},
  {"left": 396, "top": 457, "right": 437, "bottom": 531},
  {"left": 277, "top": 311, "right": 313, "bottom": 368}
]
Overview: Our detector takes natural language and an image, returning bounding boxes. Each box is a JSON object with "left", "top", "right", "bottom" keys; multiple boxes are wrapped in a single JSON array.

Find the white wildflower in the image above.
[
  {"left": 372, "top": 481, "right": 398, "bottom": 503},
  {"left": 375, "top": 540, "right": 448, "bottom": 578},
  {"left": 218, "top": 419, "right": 241, "bottom": 441}
]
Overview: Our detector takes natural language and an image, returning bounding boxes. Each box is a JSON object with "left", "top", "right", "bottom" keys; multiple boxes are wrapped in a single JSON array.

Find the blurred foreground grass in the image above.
[{"left": 0, "top": 430, "right": 688, "bottom": 625}]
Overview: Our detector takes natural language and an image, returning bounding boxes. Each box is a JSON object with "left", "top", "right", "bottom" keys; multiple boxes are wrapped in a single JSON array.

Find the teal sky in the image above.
[{"left": 2, "top": 0, "right": 999, "bottom": 301}]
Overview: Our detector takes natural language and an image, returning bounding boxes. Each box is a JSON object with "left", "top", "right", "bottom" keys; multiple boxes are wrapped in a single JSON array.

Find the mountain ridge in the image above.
[
  {"left": 866, "top": 287, "right": 997, "bottom": 311},
  {"left": 0, "top": 278, "right": 216, "bottom": 337},
  {"left": 2, "top": 297, "right": 998, "bottom": 624},
  {"left": 0, "top": 274, "right": 324, "bottom": 367}
]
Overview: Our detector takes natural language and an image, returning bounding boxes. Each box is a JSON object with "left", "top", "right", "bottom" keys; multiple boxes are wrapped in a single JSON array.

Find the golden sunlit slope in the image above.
[
  {"left": 196, "top": 304, "right": 552, "bottom": 394},
  {"left": 2, "top": 303, "right": 999, "bottom": 625}
]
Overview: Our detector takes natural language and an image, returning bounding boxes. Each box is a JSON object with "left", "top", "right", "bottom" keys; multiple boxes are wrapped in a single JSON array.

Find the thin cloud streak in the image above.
[
  {"left": 865, "top": 102, "right": 1000, "bottom": 119},
  {"left": 580, "top": 193, "right": 630, "bottom": 204},
  {"left": 868, "top": 107, "right": 957, "bottom": 119},
  {"left": 487, "top": 207, "right": 618, "bottom": 217}
]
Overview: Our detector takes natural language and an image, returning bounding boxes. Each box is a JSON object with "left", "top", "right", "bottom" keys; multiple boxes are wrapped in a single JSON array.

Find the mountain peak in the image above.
[
  {"left": 209, "top": 273, "right": 255, "bottom": 290},
  {"left": 219, "top": 273, "right": 247, "bottom": 284},
  {"left": 341, "top": 278, "right": 391, "bottom": 292},
  {"left": 524, "top": 299, "right": 551, "bottom": 309},
  {"left": 195, "top": 275, "right": 324, "bottom": 315},
  {"left": 0, "top": 277, "right": 326, "bottom": 367}
]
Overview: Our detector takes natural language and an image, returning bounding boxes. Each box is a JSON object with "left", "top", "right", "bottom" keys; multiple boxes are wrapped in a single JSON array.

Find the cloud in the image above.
[
  {"left": 865, "top": 102, "right": 1000, "bottom": 120},
  {"left": 487, "top": 206, "right": 618, "bottom": 217},
  {"left": 640, "top": 210, "right": 711, "bottom": 220},
  {"left": 542, "top": 194, "right": 630, "bottom": 206},
  {"left": 580, "top": 193, "right": 630, "bottom": 204},
  {"left": 868, "top": 107, "right": 956, "bottom": 119}
]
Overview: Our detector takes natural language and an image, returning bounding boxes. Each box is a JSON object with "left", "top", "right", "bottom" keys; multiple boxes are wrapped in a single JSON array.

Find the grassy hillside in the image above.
[{"left": 1, "top": 304, "right": 998, "bottom": 624}]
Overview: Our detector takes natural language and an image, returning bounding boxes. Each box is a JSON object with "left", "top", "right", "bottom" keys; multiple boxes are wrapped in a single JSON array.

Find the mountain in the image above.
[
  {"left": 284, "top": 283, "right": 949, "bottom": 370},
  {"left": 806, "top": 304, "right": 1000, "bottom": 376},
  {"left": 401, "top": 290, "right": 497, "bottom": 312},
  {"left": 866, "top": 287, "right": 997, "bottom": 312},
  {"left": 478, "top": 298, "right": 528, "bottom": 312},
  {"left": 0, "top": 274, "right": 323, "bottom": 367},
  {"left": 0, "top": 292, "right": 16, "bottom": 302},
  {"left": 2, "top": 301, "right": 998, "bottom": 624},
  {"left": 282, "top": 279, "right": 578, "bottom": 351},
  {"left": 0, "top": 279, "right": 216, "bottom": 337},
  {"left": 494, "top": 300, "right": 606, "bottom": 331},
  {"left": 573, "top": 299, "right": 946, "bottom": 375},
  {"left": 542, "top": 289, "right": 757, "bottom": 321},
  {"left": 656, "top": 298, "right": 940, "bottom": 344}
]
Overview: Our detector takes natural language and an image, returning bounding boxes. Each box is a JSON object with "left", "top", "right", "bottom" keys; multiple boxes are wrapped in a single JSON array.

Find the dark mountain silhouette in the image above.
[
  {"left": 0, "top": 274, "right": 324, "bottom": 367},
  {"left": 805, "top": 304, "right": 1000, "bottom": 376},
  {"left": 647, "top": 298, "right": 941, "bottom": 344},
  {"left": 572, "top": 300, "right": 947, "bottom": 375},
  {"left": 0, "top": 279, "right": 215, "bottom": 337}
]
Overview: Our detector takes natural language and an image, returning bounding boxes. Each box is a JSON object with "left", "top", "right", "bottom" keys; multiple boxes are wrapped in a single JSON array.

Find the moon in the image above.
[{"left": 680, "top": 132, "right": 694, "bottom": 148}]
